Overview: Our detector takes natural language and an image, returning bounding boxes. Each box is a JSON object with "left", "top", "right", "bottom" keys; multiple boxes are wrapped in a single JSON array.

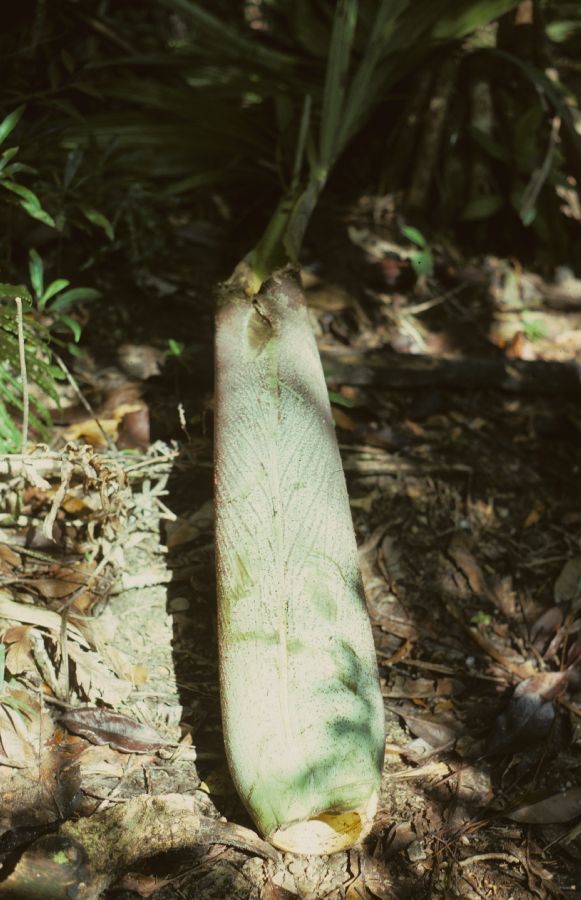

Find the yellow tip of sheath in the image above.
[{"left": 269, "top": 792, "right": 378, "bottom": 855}]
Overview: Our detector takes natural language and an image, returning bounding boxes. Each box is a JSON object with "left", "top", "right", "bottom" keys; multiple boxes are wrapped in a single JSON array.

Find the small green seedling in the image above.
[
  {"left": 522, "top": 317, "right": 546, "bottom": 342},
  {"left": 167, "top": 338, "right": 185, "bottom": 357},
  {"left": 471, "top": 610, "right": 492, "bottom": 627},
  {"left": 400, "top": 223, "right": 434, "bottom": 278},
  {"left": 28, "top": 248, "right": 100, "bottom": 350}
]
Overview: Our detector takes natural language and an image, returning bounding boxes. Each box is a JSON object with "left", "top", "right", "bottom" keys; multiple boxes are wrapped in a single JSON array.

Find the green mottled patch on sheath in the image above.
[{"left": 227, "top": 553, "right": 253, "bottom": 606}]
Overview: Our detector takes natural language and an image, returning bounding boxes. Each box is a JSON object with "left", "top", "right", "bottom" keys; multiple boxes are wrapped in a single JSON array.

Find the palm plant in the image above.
[
  {"left": 3, "top": 0, "right": 528, "bottom": 852},
  {"left": 61, "top": 0, "right": 522, "bottom": 854},
  {"left": 204, "top": 0, "right": 522, "bottom": 853}
]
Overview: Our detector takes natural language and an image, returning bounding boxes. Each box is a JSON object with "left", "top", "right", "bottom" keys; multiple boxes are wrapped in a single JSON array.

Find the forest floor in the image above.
[{"left": 1, "top": 202, "right": 581, "bottom": 899}]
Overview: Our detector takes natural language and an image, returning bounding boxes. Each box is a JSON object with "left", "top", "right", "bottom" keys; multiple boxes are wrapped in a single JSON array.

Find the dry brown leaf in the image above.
[
  {"left": 260, "top": 885, "right": 297, "bottom": 900},
  {"left": 64, "top": 403, "right": 142, "bottom": 447},
  {"left": 523, "top": 504, "right": 543, "bottom": 529},
  {"left": 117, "top": 407, "right": 151, "bottom": 450},
  {"left": 3, "top": 625, "right": 36, "bottom": 675},
  {"left": 165, "top": 500, "right": 213, "bottom": 550},
  {"left": 383, "top": 676, "right": 442, "bottom": 699},
  {"left": 508, "top": 786, "right": 581, "bottom": 824},
  {"left": 554, "top": 557, "right": 581, "bottom": 609},
  {"left": 488, "top": 692, "right": 555, "bottom": 755},
  {"left": 396, "top": 709, "right": 460, "bottom": 749},
  {"left": 346, "top": 880, "right": 370, "bottom": 900},
  {"left": 0, "top": 544, "right": 21, "bottom": 570},
  {"left": 0, "top": 594, "right": 87, "bottom": 645},
  {"left": 77, "top": 744, "right": 127, "bottom": 778},
  {"left": 0, "top": 701, "right": 37, "bottom": 768},
  {"left": 62, "top": 494, "right": 95, "bottom": 513},
  {"left": 118, "top": 343, "right": 164, "bottom": 379},
  {"left": 117, "top": 873, "right": 172, "bottom": 897},
  {"left": 466, "top": 625, "right": 535, "bottom": 678},
  {"left": 306, "top": 284, "right": 350, "bottom": 311},
  {"left": 345, "top": 856, "right": 393, "bottom": 900},
  {"left": 531, "top": 606, "right": 563, "bottom": 643},
  {"left": 514, "top": 670, "right": 570, "bottom": 701},
  {"left": 67, "top": 642, "right": 133, "bottom": 705},
  {"left": 378, "top": 535, "right": 404, "bottom": 586},
  {"left": 29, "top": 577, "right": 86, "bottom": 600},
  {"left": 59, "top": 707, "right": 169, "bottom": 754},
  {"left": 359, "top": 855, "right": 393, "bottom": 900},
  {"left": 448, "top": 534, "right": 516, "bottom": 618},
  {"left": 490, "top": 575, "right": 517, "bottom": 618},
  {"left": 75, "top": 617, "right": 135, "bottom": 681},
  {"left": 448, "top": 534, "right": 493, "bottom": 602},
  {"left": 332, "top": 407, "right": 358, "bottom": 431}
]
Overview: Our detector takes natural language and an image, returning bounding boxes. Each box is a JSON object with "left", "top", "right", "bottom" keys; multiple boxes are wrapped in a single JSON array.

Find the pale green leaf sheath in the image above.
[{"left": 215, "top": 268, "right": 385, "bottom": 854}]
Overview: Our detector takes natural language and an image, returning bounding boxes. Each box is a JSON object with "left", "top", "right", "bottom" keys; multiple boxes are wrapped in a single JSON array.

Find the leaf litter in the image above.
[{"left": 2, "top": 240, "right": 581, "bottom": 897}]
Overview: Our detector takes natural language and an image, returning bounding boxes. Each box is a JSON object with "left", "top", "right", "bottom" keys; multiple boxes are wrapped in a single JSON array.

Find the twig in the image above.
[
  {"left": 14, "top": 296, "right": 29, "bottom": 453},
  {"left": 53, "top": 352, "right": 114, "bottom": 450},
  {"left": 57, "top": 547, "right": 115, "bottom": 699},
  {"left": 42, "top": 457, "right": 73, "bottom": 541},
  {"left": 520, "top": 115, "right": 561, "bottom": 223},
  {"left": 401, "top": 282, "right": 468, "bottom": 315},
  {"left": 459, "top": 852, "right": 523, "bottom": 868}
]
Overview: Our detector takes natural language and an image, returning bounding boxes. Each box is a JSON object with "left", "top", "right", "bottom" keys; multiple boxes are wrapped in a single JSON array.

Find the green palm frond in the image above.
[{"left": 21, "top": 1, "right": 518, "bottom": 195}]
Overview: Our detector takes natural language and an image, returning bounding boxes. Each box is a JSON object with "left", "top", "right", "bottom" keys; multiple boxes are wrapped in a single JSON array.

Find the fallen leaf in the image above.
[
  {"left": 448, "top": 535, "right": 492, "bottom": 601},
  {"left": 332, "top": 406, "right": 358, "bottom": 432},
  {"left": 118, "top": 343, "right": 164, "bottom": 379},
  {"left": 396, "top": 709, "right": 460, "bottom": 750},
  {"left": 64, "top": 400, "right": 143, "bottom": 447},
  {"left": 350, "top": 490, "right": 379, "bottom": 512},
  {"left": 531, "top": 606, "right": 563, "bottom": 643},
  {"left": 567, "top": 635, "right": 581, "bottom": 666},
  {"left": 554, "top": 557, "right": 581, "bottom": 609},
  {"left": 61, "top": 494, "right": 94, "bottom": 514},
  {"left": 0, "top": 700, "right": 37, "bottom": 768},
  {"left": 513, "top": 670, "right": 570, "bottom": 701},
  {"left": 346, "top": 880, "right": 370, "bottom": 900},
  {"left": 490, "top": 575, "right": 517, "bottom": 618},
  {"left": 0, "top": 544, "right": 21, "bottom": 570},
  {"left": 59, "top": 707, "right": 169, "bottom": 753},
  {"left": 28, "top": 577, "right": 86, "bottom": 600},
  {"left": 165, "top": 500, "right": 213, "bottom": 550},
  {"left": 383, "top": 676, "right": 450, "bottom": 699},
  {"left": 465, "top": 625, "right": 534, "bottom": 678},
  {"left": 117, "top": 406, "right": 151, "bottom": 450},
  {"left": 488, "top": 692, "right": 555, "bottom": 756},
  {"left": 117, "top": 873, "right": 172, "bottom": 897},
  {"left": 0, "top": 596, "right": 91, "bottom": 657},
  {"left": 261, "top": 881, "right": 298, "bottom": 900},
  {"left": 360, "top": 855, "right": 394, "bottom": 900},
  {"left": 3, "top": 625, "right": 36, "bottom": 675},
  {"left": 378, "top": 535, "right": 404, "bottom": 586},
  {"left": 306, "top": 284, "right": 350, "bottom": 311},
  {"left": 523, "top": 504, "right": 543, "bottom": 529},
  {"left": 75, "top": 616, "right": 135, "bottom": 681},
  {"left": 508, "top": 786, "right": 581, "bottom": 824},
  {"left": 66, "top": 643, "right": 133, "bottom": 705}
]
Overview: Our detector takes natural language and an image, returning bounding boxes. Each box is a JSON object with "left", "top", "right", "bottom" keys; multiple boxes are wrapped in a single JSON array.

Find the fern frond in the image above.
[{"left": 0, "top": 298, "right": 60, "bottom": 452}]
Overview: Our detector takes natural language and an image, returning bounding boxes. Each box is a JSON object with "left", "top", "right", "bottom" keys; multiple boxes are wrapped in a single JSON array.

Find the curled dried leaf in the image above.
[{"left": 59, "top": 707, "right": 170, "bottom": 754}]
